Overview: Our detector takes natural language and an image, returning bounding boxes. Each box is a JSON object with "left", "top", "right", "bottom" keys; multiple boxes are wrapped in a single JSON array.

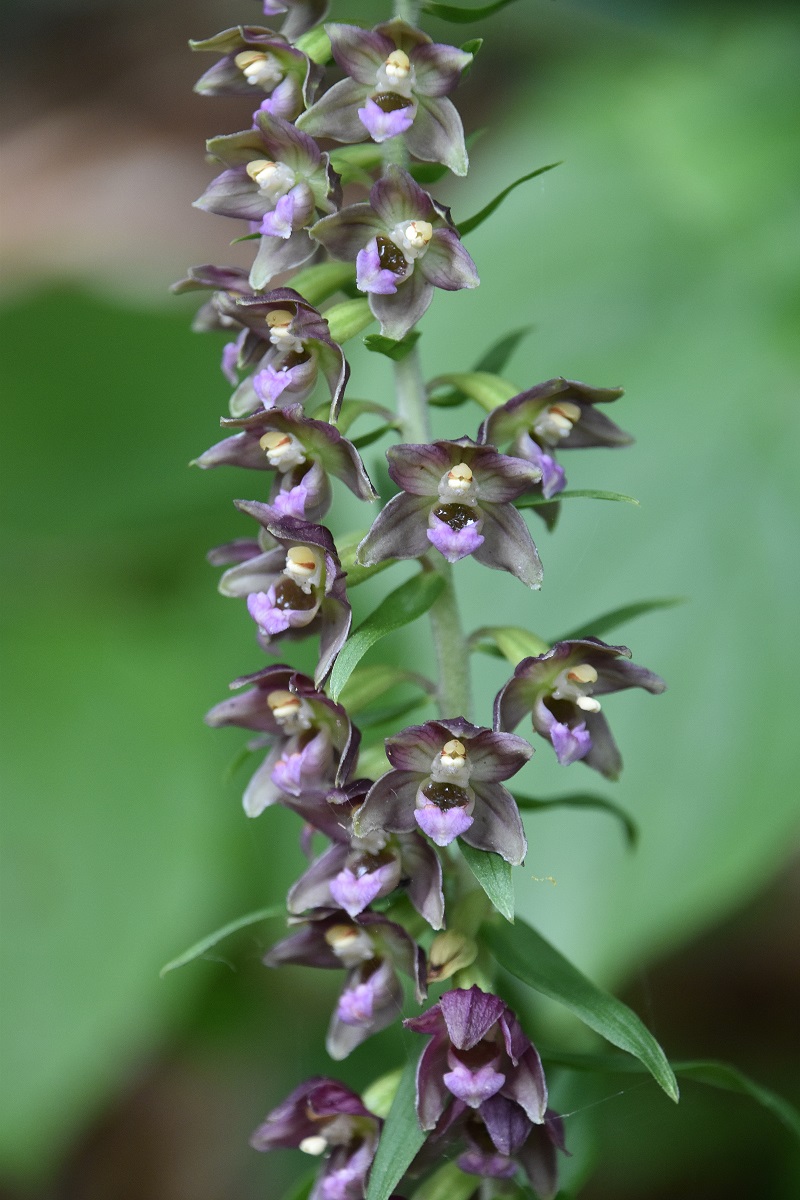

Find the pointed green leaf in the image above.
[
  {"left": 324, "top": 299, "right": 374, "bottom": 344},
  {"left": 556, "top": 597, "right": 685, "bottom": 643},
  {"left": 280, "top": 1172, "right": 315, "bottom": 1200},
  {"left": 331, "top": 399, "right": 396, "bottom": 434},
  {"left": 542, "top": 1051, "right": 800, "bottom": 1140},
  {"left": 160, "top": 904, "right": 285, "bottom": 977},
  {"left": 484, "top": 917, "right": 679, "bottom": 1101},
  {"left": 329, "top": 572, "right": 445, "bottom": 702},
  {"left": 358, "top": 695, "right": 432, "bottom": 732},
  {"left": 366, "top": 1055, "right": 427, "bottom": 1200},
  {"left": 290, "top": 261, "right": 356, "bottom": 307},
  {"left": 352, "top": 422, "right": 398, "bottom": 450},
  {"left": 474, "top": 326, "right": 532, "bottom": 376},
  {"left": 516, "top": 488, "right": 639, "bottom": 509},
  {"left": 364, "top": 331, "right": 422, "bottom": 361},
  {"left": 460, "top": 843, "right": 514, "bottom": 922},
  {"left": 422, "top": 0, "right": 520, "bottom": 23},
  {"left": 428, "top": 371, "right": 518, "bottom": 413},
  {"left": 338, "top": 665, "right": 433, "bottom": 716},
  {"left": 409, "top": 1161, "right": 480, "bottom": 1200},
  {"left": 513, "top": 792, "right": 639, "bottom": 849},
  {"left": 470, "top": 625, "right": 550, "bottom": 665},
  {"left": 459, "top": 162, "right": 561, "bottom": 237}
]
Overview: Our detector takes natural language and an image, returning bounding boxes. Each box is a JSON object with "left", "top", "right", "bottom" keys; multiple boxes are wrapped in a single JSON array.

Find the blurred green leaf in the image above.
[
  {"left": 160, "top": 904, "right": 285, "bottom": 977},
  {"left": 422, "top": 0, "right": 520, "bottom": 23},
  {"left": 513, "top": 793, "right": 639, "bottom": 849},
  {"left": 428, "top": 371, "right": 518, "bottom": 412},
  {"left": 516, "top": 489, "right": 639, "bottom": 509},
  {"left": 459, "top": 163, "right": 561, "bottom": 236},
  {"left": 410, "top": 1161, "right": 480, "bottom": 1200},
  {"left": 474, "top": 326, "right": 532, "bottom": 376},
  {"left": 329, "top": 572, "right": 446, "bottom": 701},
  {"left": 294, "top": 25, "right": 332, "bottom": 64},
  {"left": 366, "top": 1055, "right": 427, "bottom": 1200},
  {"left": 470, "top": 625, "right": 550, "bottom": 664},
  {"left": 325, "top": 299, "right": 374, "bottom": 343},
  {"left": 352, "top": 422, "right": 399, "bottom": 450},
  {"left": 338, "top": 665, "right": 433, "bottom": 715},
  {"left": 333, "top": 399, "right": 397, "bottom": 434},
  {"left": 556, "top": 598, "right": 685, "bottom": 643},
  {"left": 364, "top": 331, "right": 422, "bottom": 361},
  {"left": 291, "top": 261, "right": 356, "bottom": 306},
  {"left": 335, "top": 532, "right": 395, "bottom": 589},
  {"left": 484, "top": 918, "right": 679, "bottom": 1101},
  {"left": 460, "top": 844, "right": 515, "bottom": 922}
]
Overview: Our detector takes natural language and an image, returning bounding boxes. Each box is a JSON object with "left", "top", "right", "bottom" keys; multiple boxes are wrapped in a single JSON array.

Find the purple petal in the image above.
[
  {"left": 414, "top": 1035, "right": 452, "bottom": 1130},
  {"left": 386, "top": 441, "right": 452, "bottom": 495},
  {"left": 329, "top": 858, "right": 400, "bottom": 918},
  {"left": 356, "top": 240, "right": 400, "bottom": 295},
  {"left": 439, "top": 987, "right": 507, "bottom": 1050},
  {"left": 472, "top": 502, "right": 543, "bottom": 590},
  {"left": 327, "top": 23, "right": 394, "bottom": 85},
  {"left": 501, "top": 1044, "right": 549, "bottom": 1125},
  {"left": 458, "top": 1147, "right": 518, "bottom": 1180},
  {"left": 194, "top": 166, "right": 268, "bottom": 221},
  {"left": 247, "top": 586, "right": 318, "bottom": 635},
  {"left": 316, "top": 595, "right": 351, "bottom": 688},
  {"left": 242, "top": 744, "right": 285, "bottom": 818},
  {"left": 354, "top": 770, "right": 420, "bottom": 839},
  {"left": 517, "top": 437, "right": 566, "bottom": 499},
  {"left": 250, "top": 229, "right": 315, "bottom": 291},
  {"left": 356, "top": 492, "right": 432, "bottom": 566},
  {"left": 297, "top": 77, "right": 372, "bottom": 142},
  {"left": 385, "top": 721, "right": 449, "bottom": 773},
  {"left": 461, "top": 782, "right": 527, "bottom": 866},
  {"left": 443, "top": 1062, "right": 505, "bottom": 1108},
  {"left": 582, "top": 710, "right": 623, "bottom": 780},
  {"left": 311, "top": 204, "right": 384, "bottom": 261},
  {"left": 358, "top": 98, "right": 416, "bottom": 143},
  {"left": 464, "top": 729, "right": 533, "bottom": 784},
  {"left": 419, "top": 228, "right": 479, "bottom": 290},
  {"left": 270, "top": 480, "right": 311, "bottom": 519},
  {"left": 368, "top": 268, "right": 434, "bottom": 340},
  {"left": 412, "top": 42, "right": 473, "bottom": 97},
  {"left": 405, "top": 94, "right": 468, "bottom": 176},
  {"left": 550, "top": 719, "right": 592, "bottom": 766},
  {"left": 370, "top": 166, "right": 436, "bottom": 227},
  {"left": 400, "top": 835, "right": 445, "bottom": 930},
  {"left": 221, "top": 340, "right": 240, "bottom": 385},
  {"left": 414, "top": 803, "right": 473, "bottom": 847},
  {"left": 259, "top": 192, "right": 296, "bottom": 239},
  {"left": 426, "top": 512, "right": 484, "bottom": 562},
  {"left": 481, "top": 1093, "right": 534, "bottom": 1155}
]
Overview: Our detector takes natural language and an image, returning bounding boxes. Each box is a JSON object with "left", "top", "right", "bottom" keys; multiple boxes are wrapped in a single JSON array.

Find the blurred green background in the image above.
[{"left": 1, "top": 0, "right": 799, "bottom": 1196}]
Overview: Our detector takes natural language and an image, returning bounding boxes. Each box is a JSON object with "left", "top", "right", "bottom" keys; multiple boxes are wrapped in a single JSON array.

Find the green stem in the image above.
[
  {"left": 394, "top": 0, "right": 422, "bottom": 22},
  {"left": 393, "top": 346, "right": 431, "bottom": 444}
]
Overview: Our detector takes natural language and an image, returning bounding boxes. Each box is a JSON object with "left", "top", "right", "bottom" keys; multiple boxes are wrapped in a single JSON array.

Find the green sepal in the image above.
[
  {"left": 427, "top": 370, "right": 518, "bottom": 412},
  {"left": 364, "top": 331, "right": 422, "bottom": 361},
  {"left": 484, "top": 917, "right": 679, "bottom": 1102},
  {"left": 469, "top": 625, "right": 550, "bottom": 664},
  {"left": 516, "top": 488, "right": 640, "bottom": 509},
  {"left": 459, "top": 162, "right": 562, "bottom": 237},
  {"left": 324, "top": 298, "right": 374, "bottom": 344},
  {"left": 421, "top": 0, "right": 521, "bottom": 23},
  {"left": 513, "top": 792, "right": 639, "bottom": 849},
  {"left": 328, "top": 571, "right": 446, "bottom": 702},
  {"left": 557, "top": 596, "right": 684, "bottom": 643},
  {"left": 366, "top": 1055, "right": 427, "bottom": 1200},
  {"left": 411, "top": 130, "right": 484, "bottom": 185},
  {"left": 335, "top": 530, "right": 395, "bottom": 589},
  {"left": 290, "top": 261, "right": 356, "bottom": 307},
  {"left": 362, "top": 1067, "right": 404, "bottom": 1121},
  {"left": 460, "top": 843, "right": 514, "bottom": 922},
  {"left": 159, "top": 904, "right": 285, "bottom": 977},
  {"left": 294, "top": 26, "right": 332, "bottom": 64}
]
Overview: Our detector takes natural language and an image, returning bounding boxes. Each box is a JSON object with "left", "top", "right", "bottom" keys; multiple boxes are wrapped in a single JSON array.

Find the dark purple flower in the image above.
[
  {"left": 479, "top": 378, "right": 633, "bottom": 515},
  {"left": 354, "top": 718, "right": 531, "bottom": 865},
  {"left": 265, "top": 911, "right": 426, "bottom": 1059},
  {"left": 494, "top": 637, "right": 666, "bottom": 779},
  {"left": 193, "top": 404, "right": 377, "bottom": 522},
  {"left": 287, "top": 781, "right": 445, "bottom": 928},
  {"left": 250, "top": 1076, "right": 380, "bottom": 1199},
  {"left": 195, "top": 113, "right": 341, "bottom": 290},
  {"left": 454, "top": 1105, "right": 567, "bottom": 1197},
  {"left": 205, "top": 665, "right": 358, "bottom": 819},
  {"left": 297, "top": 20, "right": 472, "bottom": 175},
  {"left": 191, "top": 25, "right": 320, "bottom": 121},
  {"left": 405, "top": 987, "right": 548, "bottom": 1133},
  {"left": 357, "top": 438, "right": 543, "bottom": 588},
  {"left": 216, "top": 508, "right": 350, "bottom": 686},
  {"left": 311, "top": 166, "right": 478, "bottom": 340}
]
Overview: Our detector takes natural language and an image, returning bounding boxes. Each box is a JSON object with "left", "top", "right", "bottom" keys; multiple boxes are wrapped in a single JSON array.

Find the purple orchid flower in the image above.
[
  {"left": 356, "top": 438, "right": 543, "bottom": 588},
  {"left": 262, "top": 0, "right": 330, "bottom": 42},
  {"left": 213, "top": 509, "right": 350, "bottom": 687},
  {"left": 310, "top": 166, "right": 478, "bottom": 340},
  {"left": 205, "top": 664, "right": 359, "bottom": 819},
  {"left": 494, "top": 637, "right": 666, "bottom": 779},
  {"left": 297, "top": 19, "right": 472, "bottom": 175},
  {"left": 265, "top": 910, "right": 426, "bottom": 1060},
  {"left": 353, "top": 718, "right": 531, "bottom": 866},
  {"left": 250, "top": 1076, "right": 380, "bottom": 1199},
  {"left": 193, "top": 403, "right": 377, "bottom": 522},
  {"left": 455, "top": 1106, "right": 567, "bottom": 1198},
  {"left": 405, "top": 987, "right": 548, "bottom": 1133},
  {"left": 479, "top": 377, "right": 633, "bottom": 525},
  {"left": 195, "top": 113, "right": 341, "bottom": 291},
  {"left": 286, "top": 780, "right": 445, "bottom": 928},
  {"left": 191, "top": 25, "right": 320, "bottom": 122}
]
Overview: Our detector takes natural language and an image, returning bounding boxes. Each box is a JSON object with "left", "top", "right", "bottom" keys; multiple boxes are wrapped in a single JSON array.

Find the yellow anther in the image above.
[
  {"left": 324, "top": 924, "right": 359, "bottom": 948},
  {"left": 384, "top": 49, "right": 411, "bottom": 77},
  {"left": 234, "top": 50, "right": 268, "bottom": 72},
  {"left": 246, "top": 158, "right": 276, "bottom": 183},
  {"left": 299, "top": 1136, "right": 328, "bottom": 1156},
  {"left": 259, "top": 431, "right": 292, "bottom": 452},
  {"left": 266, "top": 308, "right": 294, "bottom": 328},
  {"left": 548, "top": 401, "right": 581, "bottom": 424},
  {"left": 266, "top": 689, "right": 299, "bottom": 712},
  {"left": 567, "top": 663, "right": 598, "bottom": 685},
  {"left": 404, "top": 220, "right": 433, "bottom": 249},
  {"left": 286, "top": 545, "right": 320, "bottom": 574},
  {"left": 441, "top": 739, "right": 467, "bottom": 760}
]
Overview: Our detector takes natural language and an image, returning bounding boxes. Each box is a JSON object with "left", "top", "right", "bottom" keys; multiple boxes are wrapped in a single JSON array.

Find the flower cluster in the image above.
[{"left": 179, "top": 2, "right": 667, "bottom": 1197}]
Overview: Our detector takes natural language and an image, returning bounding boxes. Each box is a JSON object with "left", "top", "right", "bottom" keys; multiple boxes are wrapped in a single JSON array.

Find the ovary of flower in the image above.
[
  {"left": 324, "top": 924, "right": 376, "bottom": 968},
  {"left": 266, "top": 688, "right": 313, "bottom": 732},
  {"left": 259, "top": 430, "right": 307, "bottom": 471},
  {"left": 284, "top": 544, "right": 324, "bottom": 593},
  {"left": 552, "top": 663, "right": 601, "bottom": 712},
  {"left": 234, "top": 50, "right": 284, "bottom": 90},
  {"left": 266, "top": 308, "right": 306, "bottom": 355},
  {"left": 431, "top": 738, "right": 472, "bottom": 787},
  {"left": 246, "top": 159, "right": 296, "bottom": 202},
  {"left": 533, "top": 400, "right": 582, "bottom": 445},
  {"left": 299, "top": 1135, "right": 328, "bottom": 1156}
]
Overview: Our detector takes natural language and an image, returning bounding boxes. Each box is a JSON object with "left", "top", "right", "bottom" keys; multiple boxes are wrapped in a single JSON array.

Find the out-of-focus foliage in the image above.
[{"left": 1, "top": 1, "right": 799, "bottom": 1194}]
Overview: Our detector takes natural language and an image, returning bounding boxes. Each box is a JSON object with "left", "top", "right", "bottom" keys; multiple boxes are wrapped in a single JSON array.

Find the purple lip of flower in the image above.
[
  {"left": 297, "top": 21, "right": 473, "bottom": 176},
  {"left": 355, "top": 438, "right": 543, "bottom": 589},
  {"left": 494, "top": 637, "right": 666, "bottom": 780},
  {"left": 310, "top": 167, "right": 479, "bottom": 341},
  {"left": 249, "top": 1076, "right": 378, "bottom": 1156},
  {"left": 271, "top": 728, "right": 334, "bottom": 795},
  {"left": 328, "top": 858, "right": 400, "bottom": 918},
  {"left": 336, "top": 976, "right": 380, "bottom": 1026},
  {"left": 442, "top": 1057, "right": 506, "bottom": 1108},
  {"left": 354, "top": 718, "right": 531, "bottom": 867}
]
